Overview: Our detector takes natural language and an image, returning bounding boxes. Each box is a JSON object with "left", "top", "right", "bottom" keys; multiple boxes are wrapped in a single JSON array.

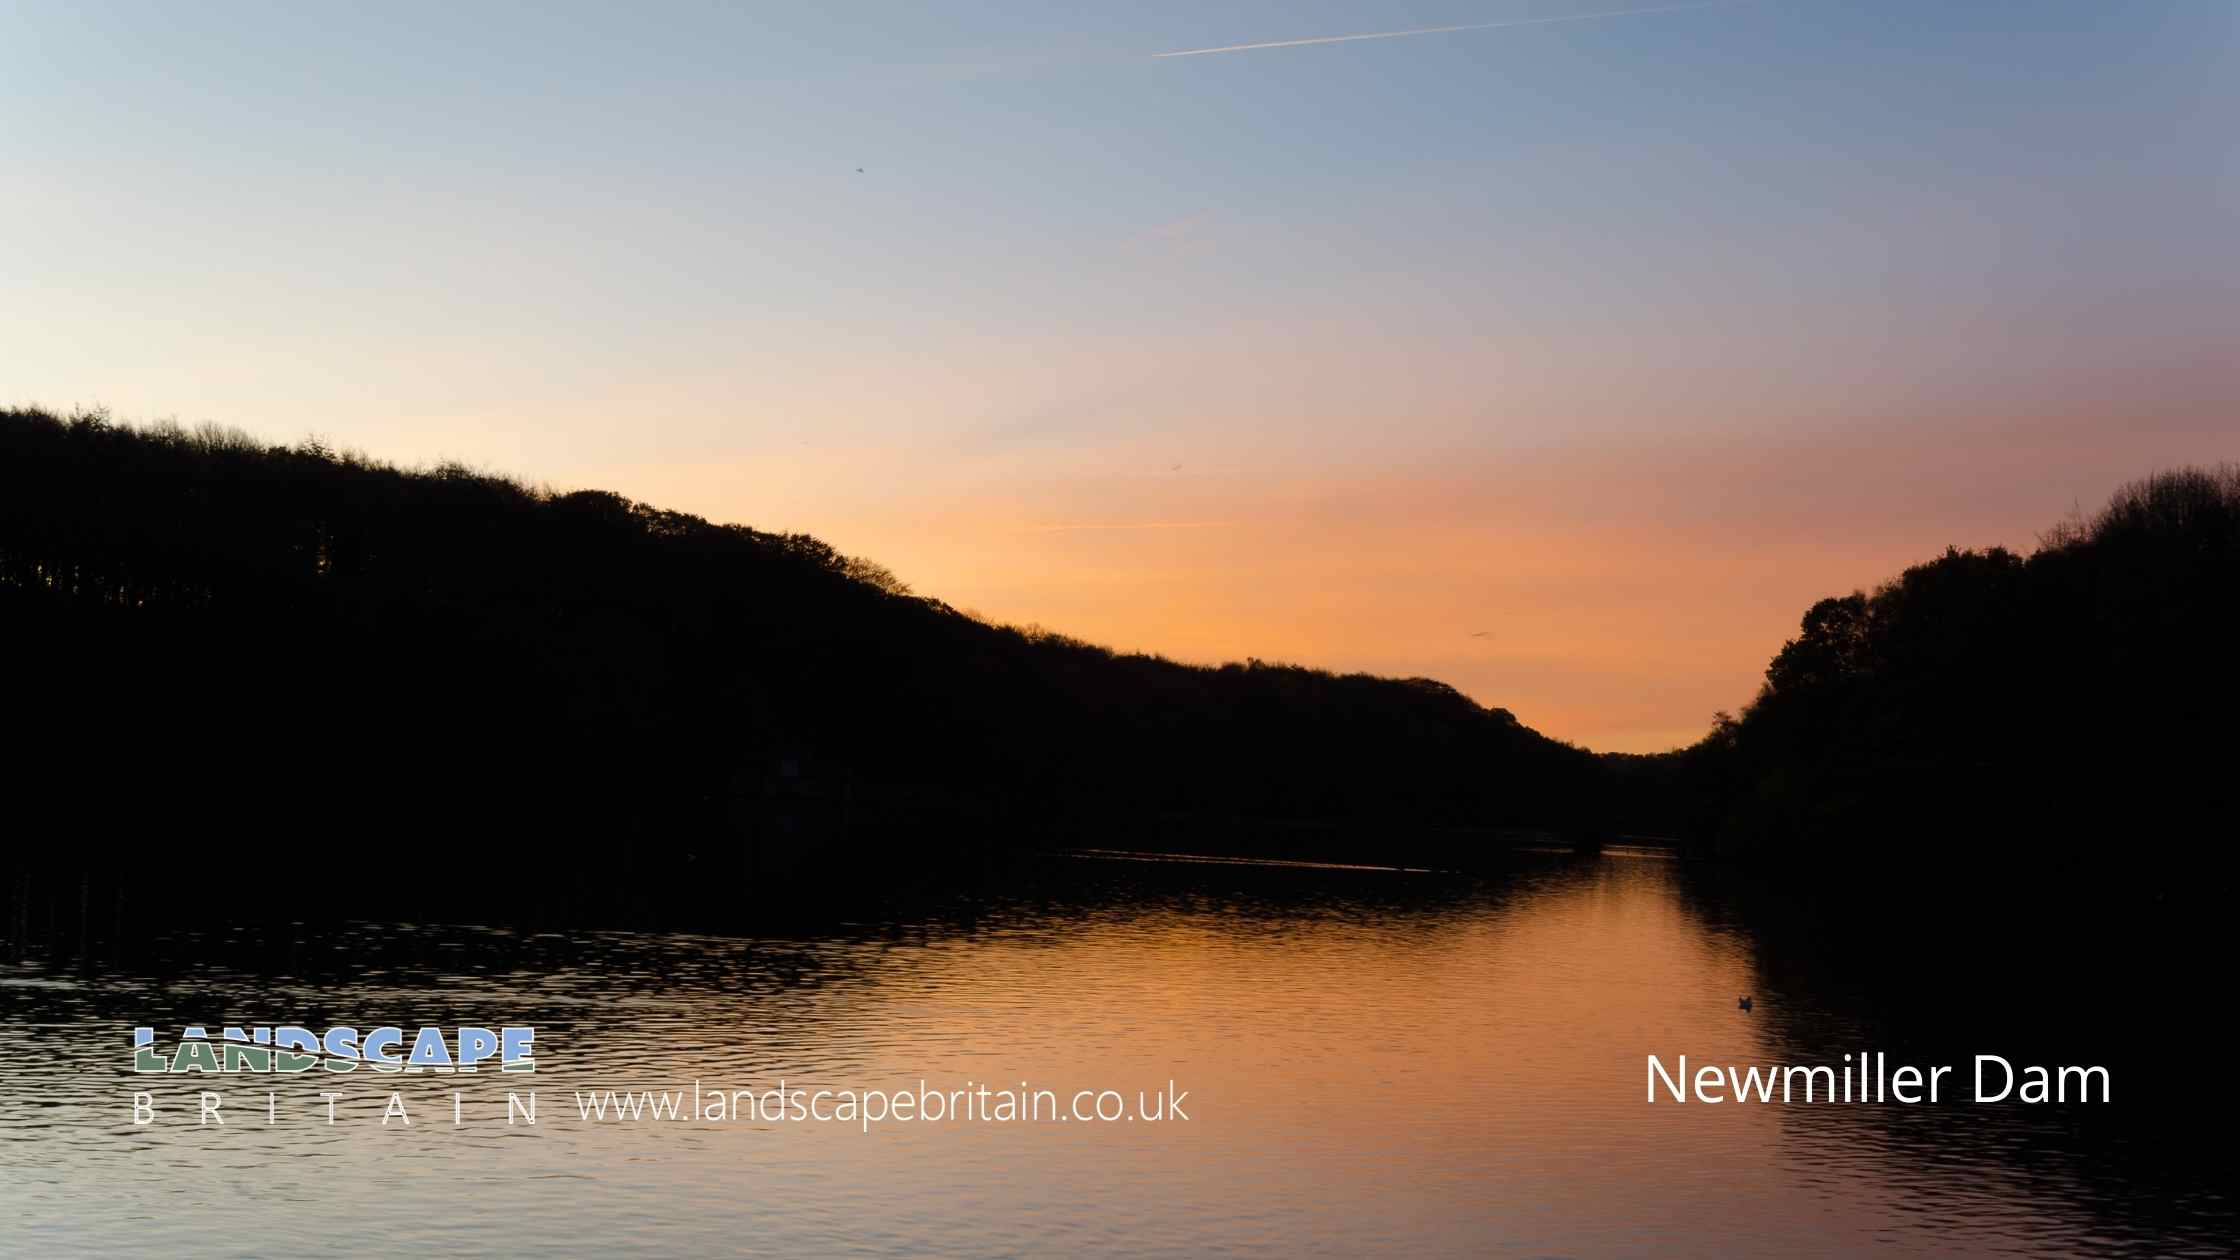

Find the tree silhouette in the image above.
[{"left": 1, "top": 406, "right": 1605, "bottom": 935}]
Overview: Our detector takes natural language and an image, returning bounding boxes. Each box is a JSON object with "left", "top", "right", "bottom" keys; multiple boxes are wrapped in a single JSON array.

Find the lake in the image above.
[{"left": 0, "top": 849, "right": 2226, "bottom": 1256}]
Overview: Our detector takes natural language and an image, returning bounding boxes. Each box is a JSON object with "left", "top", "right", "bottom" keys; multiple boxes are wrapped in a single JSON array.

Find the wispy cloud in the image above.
[{"left": 1152, "top": 1, "right": 1743, "bottom": 59}]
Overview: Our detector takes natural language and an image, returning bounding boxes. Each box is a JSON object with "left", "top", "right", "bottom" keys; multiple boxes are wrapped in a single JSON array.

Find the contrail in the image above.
[{"left": 1152, "top": 1, "right": 1742, "bottom": 59}]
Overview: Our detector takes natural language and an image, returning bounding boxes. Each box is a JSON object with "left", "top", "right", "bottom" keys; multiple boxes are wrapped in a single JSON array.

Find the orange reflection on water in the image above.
[{"left": 0, "top": 853, "right": 2185, "bottom": 1255}]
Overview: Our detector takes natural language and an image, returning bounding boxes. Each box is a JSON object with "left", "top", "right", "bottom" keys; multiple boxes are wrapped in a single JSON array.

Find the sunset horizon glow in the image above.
[{"left": 6, "top": 0, "right": 2234, "bottom": 751}]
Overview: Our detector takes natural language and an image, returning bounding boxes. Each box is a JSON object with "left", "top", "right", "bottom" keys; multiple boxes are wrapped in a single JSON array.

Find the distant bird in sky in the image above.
[
  {"left": 856, "top": 167, "right": 865, "bottom": 173},
  {"left": 1468, "top": 631, "right": 1493, "bottom": 638},
  {"left": 1171, "top": 463, "right": 1182, "bottom": 471}
]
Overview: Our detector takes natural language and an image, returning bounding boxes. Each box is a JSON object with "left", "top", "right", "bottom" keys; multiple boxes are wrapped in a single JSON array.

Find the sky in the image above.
[{"left": 4, "top": 0, "right": 2235, "bottom": 751}]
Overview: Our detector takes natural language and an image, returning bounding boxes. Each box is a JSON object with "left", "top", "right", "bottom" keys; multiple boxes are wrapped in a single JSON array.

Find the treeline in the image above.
[
  {"left": 1650, "top": 465, "right": 2239, "bottom": 1135},
  {"left": 9, "top": 402, "right": 2226, "bottom": 926},
  {"left": 1, "top": 407, "right": 1604, "bottom": 924},
  {"left": 1645, "top": 464, "right": 2238, "bottom": 885}
]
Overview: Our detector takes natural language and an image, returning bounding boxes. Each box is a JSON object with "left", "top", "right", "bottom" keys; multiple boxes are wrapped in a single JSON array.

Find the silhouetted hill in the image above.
[
  {"left": 1619, "top": 461, "right": 2240, "bottom": 1015},
  {"left": 1, "top": 407, "right": 1604, "bottom": 926},
  {"left": 9, "top": 405, "right": 2229, "bottom": 934},
  {"left": 1643, "top": 466, "right": 2240, "bottom": 1139},
  {"left": 1659, "top": 464, "right": 2237, "bottom": 865}
]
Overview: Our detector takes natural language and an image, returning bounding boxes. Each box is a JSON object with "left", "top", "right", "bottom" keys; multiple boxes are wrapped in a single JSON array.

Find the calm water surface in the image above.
[{"left": 0, "top": 851, "right": 2223, "bottom": 1256}]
